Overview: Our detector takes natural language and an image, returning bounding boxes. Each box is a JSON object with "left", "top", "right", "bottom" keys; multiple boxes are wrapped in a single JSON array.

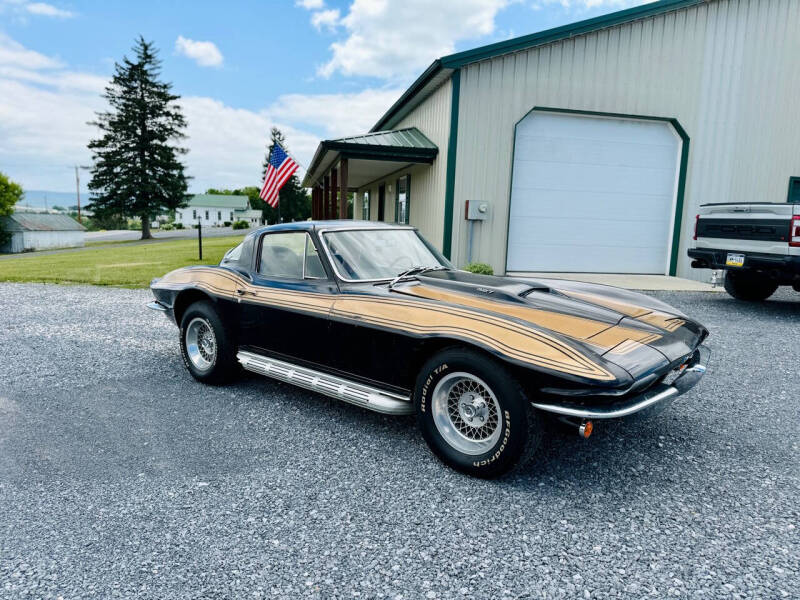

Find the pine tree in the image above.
[
  {"left": 260, "top": 127, "right": 310, "bottom": 224},
  {"left": 88, "top": 37, "right": 189, "bottom": 240}
]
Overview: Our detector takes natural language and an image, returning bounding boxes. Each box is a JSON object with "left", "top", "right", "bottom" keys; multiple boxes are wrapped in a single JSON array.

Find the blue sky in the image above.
[{"left": 0, "top": 0, "right": 648, "bottom": 193}]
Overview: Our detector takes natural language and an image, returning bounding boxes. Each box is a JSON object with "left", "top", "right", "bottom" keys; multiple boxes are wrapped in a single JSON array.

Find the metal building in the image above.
[
  {"left": 0, "top": 211, "right": 86, "bottom": 253},
  {"left": 303, "top": 0, "right": 800, "bottom": 280}
]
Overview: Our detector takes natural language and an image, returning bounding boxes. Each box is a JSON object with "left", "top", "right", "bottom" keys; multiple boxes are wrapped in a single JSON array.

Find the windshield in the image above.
[{"left": 322, "top": 228, "right": 449, "bottom": 281}]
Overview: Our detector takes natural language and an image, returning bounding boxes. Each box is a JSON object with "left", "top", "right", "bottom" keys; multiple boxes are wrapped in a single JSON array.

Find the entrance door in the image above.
[{"left": 378, "top": 184, "right": 386, "bottom": 221}]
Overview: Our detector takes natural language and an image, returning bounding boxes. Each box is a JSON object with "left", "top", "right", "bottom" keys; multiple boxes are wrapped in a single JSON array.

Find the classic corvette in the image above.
[{"left": 148, "top": 221, "right": 709, "bottom": 477}]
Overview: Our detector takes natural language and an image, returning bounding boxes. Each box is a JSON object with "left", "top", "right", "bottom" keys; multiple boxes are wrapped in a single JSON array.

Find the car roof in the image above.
[{"left": 248, "top": 220, "right": 414, "bottom": 237}]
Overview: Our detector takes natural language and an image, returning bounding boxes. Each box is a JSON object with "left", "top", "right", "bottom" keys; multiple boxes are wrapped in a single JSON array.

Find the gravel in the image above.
[{"left": 0, "top": 282, "right": 798, "bottom": 599}]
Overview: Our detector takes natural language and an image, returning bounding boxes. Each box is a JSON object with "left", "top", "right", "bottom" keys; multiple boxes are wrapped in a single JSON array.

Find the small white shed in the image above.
[{"left": 0, "top": 212, "right": 86, "bottom": 253}]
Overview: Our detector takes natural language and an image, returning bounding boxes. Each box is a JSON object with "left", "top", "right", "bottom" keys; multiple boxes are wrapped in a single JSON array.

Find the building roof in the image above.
[
  {"left": 302, "top": 127, "right": 438, "bottom": 187},
  {"left": 3, "top": 211, "right": 86, "bottom": 232},
  {"left": 185, "top": 194, "right": 249, "bottom": 209},
  {"left": 371, "top": 0, "right": 708, "bottom": 131}
]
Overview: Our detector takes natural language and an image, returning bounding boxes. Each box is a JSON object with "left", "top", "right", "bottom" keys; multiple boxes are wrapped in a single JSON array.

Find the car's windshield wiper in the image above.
[{"left": 387, "top": 265, "right": 449, "bottom": 289}]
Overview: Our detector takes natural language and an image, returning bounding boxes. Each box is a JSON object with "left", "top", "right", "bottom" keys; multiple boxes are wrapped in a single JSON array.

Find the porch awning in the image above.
[{"left": 301, "top": 127, "right": 438, "bottom": 189}]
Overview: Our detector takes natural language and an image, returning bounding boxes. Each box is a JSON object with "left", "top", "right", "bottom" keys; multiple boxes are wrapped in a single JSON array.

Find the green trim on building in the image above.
[
  {"left": 442, "top": 69, "right": 461, "bottom": 260},
  {"left": 504, "top": 107, "right": 690, "bottom": 277},
  {"left": 787, "top": 176, "right": 800, "bottom": 204}
]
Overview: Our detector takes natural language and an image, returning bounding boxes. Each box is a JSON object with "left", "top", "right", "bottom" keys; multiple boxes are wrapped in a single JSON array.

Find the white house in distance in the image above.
[
  {"left": 175, "top": 194, "right": 262, "bottom": 228},
  {"left": 0, "top": 210, "right": 85, "bottom": 253}
]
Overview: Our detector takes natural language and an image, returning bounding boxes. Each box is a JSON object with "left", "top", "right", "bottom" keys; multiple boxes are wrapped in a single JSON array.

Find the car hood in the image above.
[{"left": 391, "top": 270, "right": 708, "bottom": 381}]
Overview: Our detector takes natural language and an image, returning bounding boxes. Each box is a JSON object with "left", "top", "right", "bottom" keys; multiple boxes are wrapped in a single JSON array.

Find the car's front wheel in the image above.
[
  {"left": 179, "top": 300, "right": 238, "bottom": 384},
  {"left": 723, "top": 270, "right": 778, "bottom": 301},
  {"left": 414, "top": 348, "right": 542, "bottom": 478}
]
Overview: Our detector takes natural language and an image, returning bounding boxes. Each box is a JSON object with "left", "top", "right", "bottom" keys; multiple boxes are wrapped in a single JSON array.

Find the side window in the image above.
[
  {"left": 259, "top": 232, "right": 326, "bottom": 280},
  {"left": 304, "top": 234, "right": 326, "bottom": 278},
  {"left": 221, "top": 242, "right": 243, "bottom": 265}
]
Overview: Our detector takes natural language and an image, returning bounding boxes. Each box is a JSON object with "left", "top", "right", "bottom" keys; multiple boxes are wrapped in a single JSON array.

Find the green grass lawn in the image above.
[{"left": 0, "top": 234, "right": 246, "bottom": 288}]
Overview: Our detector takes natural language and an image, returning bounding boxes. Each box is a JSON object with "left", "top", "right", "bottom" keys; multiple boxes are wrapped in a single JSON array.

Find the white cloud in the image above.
[
  {"left": 311, "top": 8, "right": 340, "bottom": 32},
  {"left": 268, "top": 88, "right": 402, "bottom": 138},
  {"left": 0, "top": 32, "right": 62, "bottom": 69},
  {"left": 0, "top": 34, "right": 401, "bottom": 192},
  {"left": 175, "top": 36, "right": 224, "bottom": 68},
  {"left": 0, "top": 0, "right": 75, "bottom": 19},
  {"left": 317, "top": 0, "right": 510, "bottom": 80},
  {"left": 296, "top": 0, "right": 325, "bottom": 8},
  {"left": 25, "top": 2, "right": 73, "bottom": 17}
]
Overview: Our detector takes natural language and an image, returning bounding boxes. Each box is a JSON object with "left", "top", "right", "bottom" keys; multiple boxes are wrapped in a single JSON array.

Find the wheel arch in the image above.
[
  {"left": 173, "top": 288, "right": 219, "bottom": 326},
  {"left": 406, "top": 337, "right": 548, "bottom": 399}
]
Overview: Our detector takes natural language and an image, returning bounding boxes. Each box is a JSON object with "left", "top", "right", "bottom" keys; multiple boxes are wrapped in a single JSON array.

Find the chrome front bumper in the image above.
[
  {"left": 146, "top": 301, "right": 168, "bottom": 312},
  {"left": 531, "top": 345, "right": 710, "bottom": 420}
]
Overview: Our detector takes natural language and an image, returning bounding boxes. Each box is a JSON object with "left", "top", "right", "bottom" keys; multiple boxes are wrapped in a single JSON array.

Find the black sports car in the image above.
[{"left": 149, "top": 221, "right": 709, "bottom": 477}]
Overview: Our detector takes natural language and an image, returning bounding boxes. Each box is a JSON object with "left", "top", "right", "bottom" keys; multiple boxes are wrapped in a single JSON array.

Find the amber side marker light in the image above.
[{"left": 579, "top": 420, "right": 593, "bottom": 439}]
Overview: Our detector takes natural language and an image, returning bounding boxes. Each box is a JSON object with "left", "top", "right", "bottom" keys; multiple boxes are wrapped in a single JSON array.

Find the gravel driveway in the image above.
[{"left": 1, "top": 283, "right": 797, "bottom": 599}]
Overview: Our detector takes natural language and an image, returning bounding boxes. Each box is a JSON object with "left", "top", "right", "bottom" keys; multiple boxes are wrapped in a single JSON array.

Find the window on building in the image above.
[
  {"left": 204, "top": 210, "right": 209, "bottom": 220},
  {"left": 230, "top": 211, "right": 234, "bottom": 221},
  {"left": 395, "top": 175, "right": 410, "bottom": 224},
  {"left": 217, "top": 211, "right": 222, "bottom": 221},
  {"left": 788, "top": 177, "right": 800, "bottom": 204},
  {"left": 362, "top": 191, "right": 370, "bottom": 220},
  {"left": 192, "top": 209, "right": 197, "bottom": 219}
]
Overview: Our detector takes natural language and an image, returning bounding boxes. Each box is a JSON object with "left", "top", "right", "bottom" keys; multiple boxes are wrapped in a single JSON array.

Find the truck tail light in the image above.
[
  {"left": 693, "top": 214, "right": 700, "bottom": 240},
  {"left": 790, "top": 215, "right": 800, "bottom": 247}
]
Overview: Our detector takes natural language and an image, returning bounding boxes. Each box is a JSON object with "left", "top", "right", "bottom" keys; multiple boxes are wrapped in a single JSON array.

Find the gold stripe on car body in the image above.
[
  {"left": 154, "top": 268, "right": 616, "bottom": 381},
  {"left": 400, "top": 283, "right": 662, "bottom": 350}
]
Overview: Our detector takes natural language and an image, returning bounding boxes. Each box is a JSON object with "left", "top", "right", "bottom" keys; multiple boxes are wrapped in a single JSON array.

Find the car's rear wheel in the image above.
[
  {"left": 414, "top": 348, "right": 542, "bottom": 478},
  {"left": 723, "top": 270, "right": 778, "bottom": 301},
  {"left": 179, "top": 300, "right": 238, "bottom": 384}
]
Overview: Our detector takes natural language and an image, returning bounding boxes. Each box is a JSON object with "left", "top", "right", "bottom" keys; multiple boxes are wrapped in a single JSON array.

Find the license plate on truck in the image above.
[{"left": 726, "top": 253, "right": 745, "bottom": 267}]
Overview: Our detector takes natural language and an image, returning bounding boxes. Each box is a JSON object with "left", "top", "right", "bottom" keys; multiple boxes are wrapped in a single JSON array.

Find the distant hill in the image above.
[{"left": 19, "top": 190, "right": 86, "bottom": 211}]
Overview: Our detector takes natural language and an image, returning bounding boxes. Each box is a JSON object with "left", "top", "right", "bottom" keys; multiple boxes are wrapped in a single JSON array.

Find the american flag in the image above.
[{"left": 259, "top": 143, "right": 298, "bottom": 208}]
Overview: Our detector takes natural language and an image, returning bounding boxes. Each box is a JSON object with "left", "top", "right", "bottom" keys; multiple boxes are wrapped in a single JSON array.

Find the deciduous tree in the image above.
[{"left": 0, "top": 171, "right": 23, "bottom": 246}]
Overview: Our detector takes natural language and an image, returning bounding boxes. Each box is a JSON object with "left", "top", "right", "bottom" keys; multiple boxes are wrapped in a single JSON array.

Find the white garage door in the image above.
[{"left": 506, "top": 111, "right": 681, "bottom": 274}]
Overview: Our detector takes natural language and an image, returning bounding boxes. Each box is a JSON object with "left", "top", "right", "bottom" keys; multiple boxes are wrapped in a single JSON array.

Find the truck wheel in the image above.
[
  {"left": 723, "top": 271, "right": 778, "bottom": 301},
  {"left": 414, "top": 348, "right": 542, "bottom": 478},
  {"left": 179, "top": 300, "right": 238, "bottom": 384}
]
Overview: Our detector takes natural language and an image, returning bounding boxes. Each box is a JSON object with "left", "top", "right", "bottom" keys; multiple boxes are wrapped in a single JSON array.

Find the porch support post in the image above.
[
  {"left": 339, "top": 158, "right": 349, "bottom": 219},
  {"left": 330, "top": 168, "right": 338, "bottom": 220},
  {"left": 323, "top": 175, "right": 330, "bottom": 220},
  {"left": 311, "top": 186, "right": 320, "bottom": 219}
]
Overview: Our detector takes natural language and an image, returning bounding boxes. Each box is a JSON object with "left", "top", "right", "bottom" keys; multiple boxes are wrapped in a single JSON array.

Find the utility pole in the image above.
[
  {"left": 73, "top": 165, "right": 90, "bottom": 223},
  {"left": 197, "top": 219, "right": 203, "bottom": 261}
]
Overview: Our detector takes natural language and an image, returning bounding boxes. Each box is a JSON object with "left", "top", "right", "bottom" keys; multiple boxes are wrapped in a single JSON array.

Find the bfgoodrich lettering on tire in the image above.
[{"left": 414, "top": 347, "right": 542, "bottom": 478}]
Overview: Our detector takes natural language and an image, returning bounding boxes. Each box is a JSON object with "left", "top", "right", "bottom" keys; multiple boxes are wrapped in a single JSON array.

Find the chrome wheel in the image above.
[
  {"left": 185, "top": 317, "right": 217, "bottom": 371},
  {"left": 431, "top": 372, "right": 502, "bottom": 455}
]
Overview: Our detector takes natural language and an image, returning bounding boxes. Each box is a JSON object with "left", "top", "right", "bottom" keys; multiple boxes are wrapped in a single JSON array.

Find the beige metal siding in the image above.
[
  {"left": 356, "top": 79, "right": 451, "bottom": 248},
  {"left": 452, "top": 0, "right": 800, "bottom": 279}
]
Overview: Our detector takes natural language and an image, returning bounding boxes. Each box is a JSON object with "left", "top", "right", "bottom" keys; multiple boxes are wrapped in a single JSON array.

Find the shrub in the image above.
[
  {"left": 464, "top": 262, "right": 494, "bottom": 275},
  {"left": 161, "top": 223, "right": 173, "bottom": 231},
  {"left": 231, "top": 220, "right": 250, "bottom": 230},
  {"left": 174, "top": 222, "right": 184, "bottom": 229},
  {"left": 223, "top": 221, "right": 231, "bottom": 227}
]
